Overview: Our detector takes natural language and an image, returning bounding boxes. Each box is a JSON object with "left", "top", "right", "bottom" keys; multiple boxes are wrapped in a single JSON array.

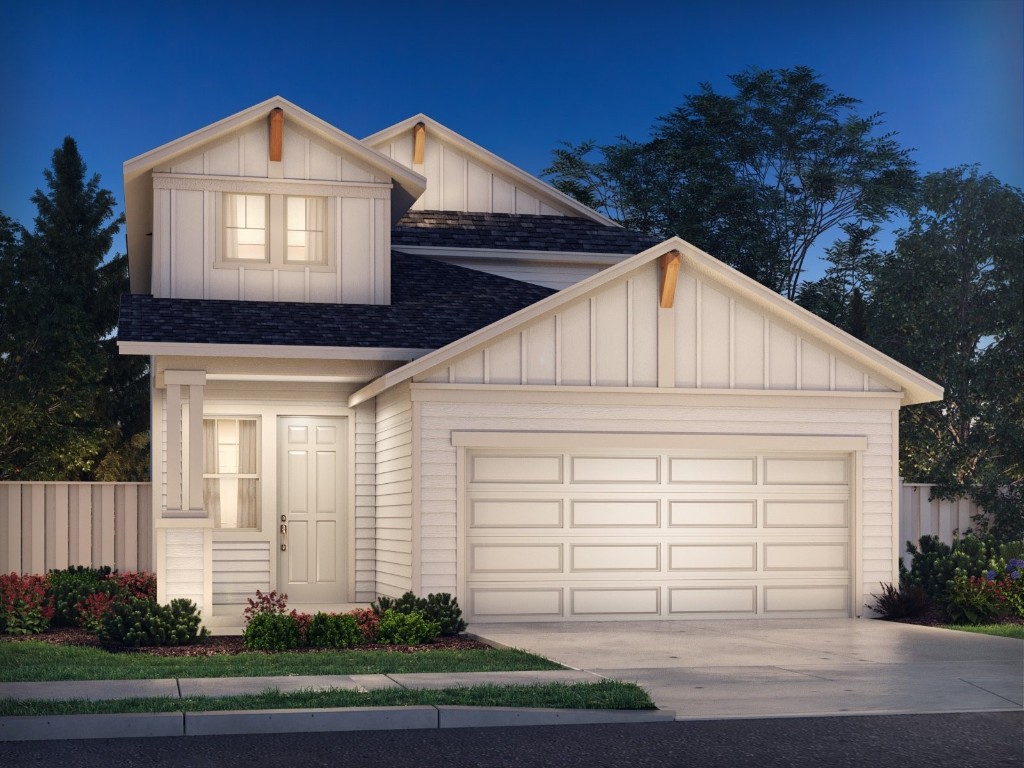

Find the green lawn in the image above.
[
  {"left": 0, "top": 681, "right": 654, "bottom": 716},
  {"left": 943, "top": 623, "right": 1024, "bottom": 639},
  {"left": 0, "top": 641, "right": 562, "bottom": 682}
]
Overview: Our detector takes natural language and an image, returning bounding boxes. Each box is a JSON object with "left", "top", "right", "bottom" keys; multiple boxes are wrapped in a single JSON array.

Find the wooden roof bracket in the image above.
[
  {"left": 269, "top": 108, "right": 284, "bottom": 162},
  {"left": 413, "top": 121, "right": 426, "bottom": 165},
  {"left": 659, "top": 250, "right": 681, "bottom": 308}
]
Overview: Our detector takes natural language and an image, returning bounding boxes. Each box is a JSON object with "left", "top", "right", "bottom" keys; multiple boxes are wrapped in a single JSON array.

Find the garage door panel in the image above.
[
  {"left": 472, "top": 588, "right": 563, "bottom": 617},
  {"left": 669, "top": 586, "right": 757, "bottom": 614},
  {"left": 669, "top": 543, "right": 756, "bottom": 571},
  {"left": 471, "top": 455, "right": 562, "bottom": 483},
  {"left": 470, "top": 543, "right": 562, "bottom": 573},
  {"left": 669, "top": 457, "right": 756, "bottom": 484},
  {"left": 470, "top": 499, "right": 563, "bottom": 528},
  {"left": 571, "top": 456, "right": 660, "bottom": 483},
  {"left": 571, "top": 500, "right": 660, "bottom": 527},
  {"left": 764, "top": 457, "right": 847, "bottom": 485},
  {"left": 570, "top": 588, "right": 660, "bottom": 616},
  {"left": 763, "top": 542, "right": 848, "bottom": 571},
  {"left": 764, "top": 584, "right": 849, "bottom": 613},
  {"left": 669, "top": 500, "right": 756, "bottom": 527},
  {"left": 571, "top": 544, "right": 660, "bottom": 572},
  {"left": 764, "top": 500, "right": 848, "bottom": 528}
]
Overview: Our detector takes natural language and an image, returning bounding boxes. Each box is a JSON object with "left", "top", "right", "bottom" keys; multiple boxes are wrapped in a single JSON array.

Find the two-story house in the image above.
[{"left": 117, "top": 97, "right": 941, "bottom": 632}]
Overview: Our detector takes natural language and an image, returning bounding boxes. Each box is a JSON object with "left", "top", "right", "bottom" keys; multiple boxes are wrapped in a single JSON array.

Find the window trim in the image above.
[{"left": 215, "top": 192, "right": 333, "bottom": 272}]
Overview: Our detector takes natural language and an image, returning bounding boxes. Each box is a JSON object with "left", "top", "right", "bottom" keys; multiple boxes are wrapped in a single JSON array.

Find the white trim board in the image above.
[{"left": 451, "top": 431, "right": 869, "bottom": 452}]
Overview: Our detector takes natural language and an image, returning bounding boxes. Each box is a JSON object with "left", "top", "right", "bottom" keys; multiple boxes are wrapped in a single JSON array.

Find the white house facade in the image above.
[{"left": 117, "top": 97, "right": 942, "bottom": 632}]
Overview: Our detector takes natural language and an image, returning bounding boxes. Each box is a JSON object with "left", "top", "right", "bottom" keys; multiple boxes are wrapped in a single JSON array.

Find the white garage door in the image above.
[{"left": 464, "top": 449, "right": 852, "bottom": 621}]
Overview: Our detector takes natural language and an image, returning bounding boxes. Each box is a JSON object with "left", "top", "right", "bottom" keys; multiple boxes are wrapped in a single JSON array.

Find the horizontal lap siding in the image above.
[
  {"left": 416, "top": 399, "right": 895, "bottom": 604},
  {"left": 375, "top": 384, "right": 414, "bottom": 597}
]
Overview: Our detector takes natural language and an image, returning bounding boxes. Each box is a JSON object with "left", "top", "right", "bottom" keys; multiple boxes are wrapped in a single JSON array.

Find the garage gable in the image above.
[
  {"left": 416, "top": 252, "right": 896, "bottom": 394},
  {"left": 350, "top": 237, "right": 942, "bottom": 407}
]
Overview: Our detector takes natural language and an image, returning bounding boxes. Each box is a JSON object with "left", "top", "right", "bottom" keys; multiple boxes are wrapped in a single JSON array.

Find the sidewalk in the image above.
[{"left": 0, "top": 671, "right": 675, "bottom": 741}]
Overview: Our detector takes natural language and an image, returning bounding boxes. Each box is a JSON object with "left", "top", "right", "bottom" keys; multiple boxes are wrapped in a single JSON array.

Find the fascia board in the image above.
[
  {"left": 118, "top": 340, "right": 432, "bottom": 361},
  {"left": 363, "top": 114, "right": 617, "bottom": 227}
]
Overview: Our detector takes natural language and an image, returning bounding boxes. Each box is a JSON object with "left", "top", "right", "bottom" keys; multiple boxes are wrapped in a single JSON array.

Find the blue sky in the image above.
[{"left": 1, "top": 0, "right": 1021, "bottom": 276}]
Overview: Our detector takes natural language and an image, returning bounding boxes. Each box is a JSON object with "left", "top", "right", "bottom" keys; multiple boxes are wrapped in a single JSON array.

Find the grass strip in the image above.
[
  {"left": 0, "top": 681, "right": 654, "bottom": 716},
  {"left": 944, "top": 624, "right": 1024, "bottom": 639},
  {"left": 0, "top": 642, "right": 561, "bottom": 682}
]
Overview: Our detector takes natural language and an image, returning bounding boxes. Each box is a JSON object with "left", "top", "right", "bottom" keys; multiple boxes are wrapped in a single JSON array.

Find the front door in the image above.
[{"left": 278, "top": 417, "right": 347, "bottom": 603}]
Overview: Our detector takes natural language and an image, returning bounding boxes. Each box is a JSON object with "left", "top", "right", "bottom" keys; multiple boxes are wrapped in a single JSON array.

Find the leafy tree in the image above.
[
  {"left": 0, "top": 138, "right": 149, "bottom": 480},
  {"left": 867, "top": 167, "right": 1023, "bottom": 539},
  {"left": 545, "top": 66, "right": 917, "bottom": 298}
]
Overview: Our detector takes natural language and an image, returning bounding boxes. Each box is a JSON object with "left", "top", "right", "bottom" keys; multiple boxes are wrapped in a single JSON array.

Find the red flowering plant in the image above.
[
  {"left": 242, "top": 589, "right": 289, "bottom": 626},
  {"left": 348, "top": 607, "right": 379, "bottom": 643},
  {"left": 984, "top": 558, "right": 1024, "bottom": 619},
  {"left": 0, "top": 572, "right": 55, "bottom": 635}
]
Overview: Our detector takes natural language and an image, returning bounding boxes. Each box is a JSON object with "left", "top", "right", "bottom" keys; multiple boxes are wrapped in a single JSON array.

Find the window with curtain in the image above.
[
  {"left": 285, "top": 196, "right": 326, "bottom": 264},
  {"left": 203, "top": 418, "right": 260, "bottom": 530},
  {"left": 224, "top": 194, "right": 268, "bottom": 261}
]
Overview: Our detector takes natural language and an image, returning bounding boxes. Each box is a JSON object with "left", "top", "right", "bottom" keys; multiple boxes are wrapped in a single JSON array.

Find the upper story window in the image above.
[
  {"left": 224, "top": 194, "right": 268, "bottom": 262},
  {"left": 286, "top": 196, "right": 326, "bottom": 264},
  {"left": 221, "top": 193, "right": 326, "bottom": 267}
]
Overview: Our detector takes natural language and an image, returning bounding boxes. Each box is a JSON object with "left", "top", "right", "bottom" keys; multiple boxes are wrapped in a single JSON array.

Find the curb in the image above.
[{"left": 0, "top": 706, "right": 676, "bottom": 741}]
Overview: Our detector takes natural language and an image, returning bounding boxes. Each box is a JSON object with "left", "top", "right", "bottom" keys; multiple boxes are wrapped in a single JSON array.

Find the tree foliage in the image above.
[
  {"left": 867, "top": 167, "right": 1024, "bottom": 539},
  {"left": 0, "top": 138, "right": 149, "bottom": 480},
  {"left": 544, "top": 66, "right": 917, "bottom": 298}
]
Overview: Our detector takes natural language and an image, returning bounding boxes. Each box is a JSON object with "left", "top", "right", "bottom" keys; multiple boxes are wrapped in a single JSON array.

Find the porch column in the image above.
[{"left": 156, "top": 370, "right": 211, "bottom": 619}]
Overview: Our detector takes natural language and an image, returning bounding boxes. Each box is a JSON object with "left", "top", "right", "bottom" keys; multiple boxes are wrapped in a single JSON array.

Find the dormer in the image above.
[{"left": 123, "top": 97, "right": 426, "bottom": 304}]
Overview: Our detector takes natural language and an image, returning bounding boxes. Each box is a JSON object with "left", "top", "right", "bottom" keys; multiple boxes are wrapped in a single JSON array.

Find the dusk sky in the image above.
[{"left": 2, "top": 0, "right": 1021, "bottom": 277}]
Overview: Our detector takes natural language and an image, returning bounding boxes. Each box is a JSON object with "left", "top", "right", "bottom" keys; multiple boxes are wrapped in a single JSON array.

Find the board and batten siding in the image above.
[
  {"left": 373, "top": 129, "right": 575, "bottom": 217},
  {"left": 375, "top": 383, "right": 415, "bottom": 597},
  {"left": 151, "top": 118, "right": 391, "bottom": 305},
  {"left": 415, "top": 265, "right": 899, "bottom": 394},
  {"left": 411, "top": 396, "right": 896, "bottom": 614}
]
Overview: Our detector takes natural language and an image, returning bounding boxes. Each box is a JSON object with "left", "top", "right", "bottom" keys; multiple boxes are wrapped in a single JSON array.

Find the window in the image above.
[
  {"left": 203, "top": 418, "right": 260, "bottom": 529},
  {"left": 286, "top": 196, "right": 326, "bottom": 264},
  {"left": 222, "top": 193, "right": 326, "bottom": 266},
  {"left": 224, "top": 194, "right": 268, "bottom": 262}
]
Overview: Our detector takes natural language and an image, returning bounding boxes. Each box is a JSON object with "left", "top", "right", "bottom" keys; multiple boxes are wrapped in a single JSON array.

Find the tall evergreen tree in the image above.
[{"left": 0, "top": 138, "right": 148, "bottom": 480}]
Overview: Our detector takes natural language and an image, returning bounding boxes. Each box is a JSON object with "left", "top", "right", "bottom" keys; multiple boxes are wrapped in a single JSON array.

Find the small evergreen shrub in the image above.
[
  {"left": 45, "top": 566, "right": 114, "bottom": 627},
  {"left": 98, "top": 597, "right": 207, "bottom": 647},
  {"left": 869, "top": 582, "right": 929, "bottom": 619},
  {"left": 243, "top": 612, "right": 302, "bottom": 651},
  {"left": 307, "top": 612, "right": 362, "bottom": 648},
  {"left": 376, "top": 609, "right": 440, "bottom": 645},
  {"left": 370, "top": 591, "right": 466, "bottom": 636},
  {"left": 905, "top": 534, "right": 1020, "bottom": 601},
  {"left": 0, "top": 573, "right": 54, "bottom": 635}
]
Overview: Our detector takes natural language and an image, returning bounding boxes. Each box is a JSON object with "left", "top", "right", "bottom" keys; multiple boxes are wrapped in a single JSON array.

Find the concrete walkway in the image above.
[{"left": 469, "top": 619, "right": 1024, "bottom": 719}]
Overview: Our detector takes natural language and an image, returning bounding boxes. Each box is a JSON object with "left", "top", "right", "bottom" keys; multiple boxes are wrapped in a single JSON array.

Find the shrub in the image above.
[
  {"left": 114, "top": 571, "right": 157, "bottom": 601},
  {"left": 289, "top": 610, "right": 313, "bottom": 645},
  {"left": 870, "top": 582, "right": 930, "bottom": 620},
  {"left": 905, "top": 534, "right": 1021, "bottom": 602},
  {"left": 307, "top": 612, "right": 362, "bottom": 648},
  {"left": 76, "top": 591, "right": 118, "bottom": 632},
  {"left": 242, "top": 589, "right": 289, "bottom": 626},
  {"left": 243, "top": 612, "right": 302, "bottom": 651},
  {"left": 942, "top": 573, "right": 1008, "bottom": 625},
  {"left": 98, "top": 597, "right": 208, "bottom": 647},
  {"left": 376, "top": 609, "right": 439, "bottom": 645},
  {"left": 45, "top": 566, "right": 114, "bottom": 627},
  {"left": 0, "top": 573, "right": 54, "bottom": 635},
  {"left": 982, "top": 558, "right": 1024, "bottom": 619},
  {"left": 371, "top": 591, "right": 466, "bottom": 636},
  {"left": 349, "top": 607, "right": 379, "bottom": 642}
]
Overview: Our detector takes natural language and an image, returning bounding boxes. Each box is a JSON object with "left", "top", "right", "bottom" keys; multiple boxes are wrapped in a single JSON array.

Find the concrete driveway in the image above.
[{"left": 471, "top": 619, "right": 1023, "bottom": 719}]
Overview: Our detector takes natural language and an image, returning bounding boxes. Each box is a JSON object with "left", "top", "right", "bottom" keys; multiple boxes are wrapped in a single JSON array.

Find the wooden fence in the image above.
[
  {"left": 0, "top": 483, "right": 152, "bottom": 575},
  {"left": 898, "top": 483, "right": 988, "bottom": 567}
]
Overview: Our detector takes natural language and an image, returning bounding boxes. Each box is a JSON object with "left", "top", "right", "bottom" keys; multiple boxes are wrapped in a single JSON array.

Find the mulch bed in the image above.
[{"left": 4, "top": 627, "right": 491, "bottom": 657}]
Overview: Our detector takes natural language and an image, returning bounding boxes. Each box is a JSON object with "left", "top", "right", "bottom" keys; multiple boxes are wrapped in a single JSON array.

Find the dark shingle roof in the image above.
[
  {"left": 393, "top": 210, "right": 660, "bottom": 254},
  {"left": 118, "top": 251, "right": 555, "bottom": 349}
]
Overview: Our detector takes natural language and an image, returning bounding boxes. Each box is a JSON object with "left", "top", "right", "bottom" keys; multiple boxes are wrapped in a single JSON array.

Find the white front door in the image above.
[{"left": 278, "top": 417, "right": 347, "bottom": 603}]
